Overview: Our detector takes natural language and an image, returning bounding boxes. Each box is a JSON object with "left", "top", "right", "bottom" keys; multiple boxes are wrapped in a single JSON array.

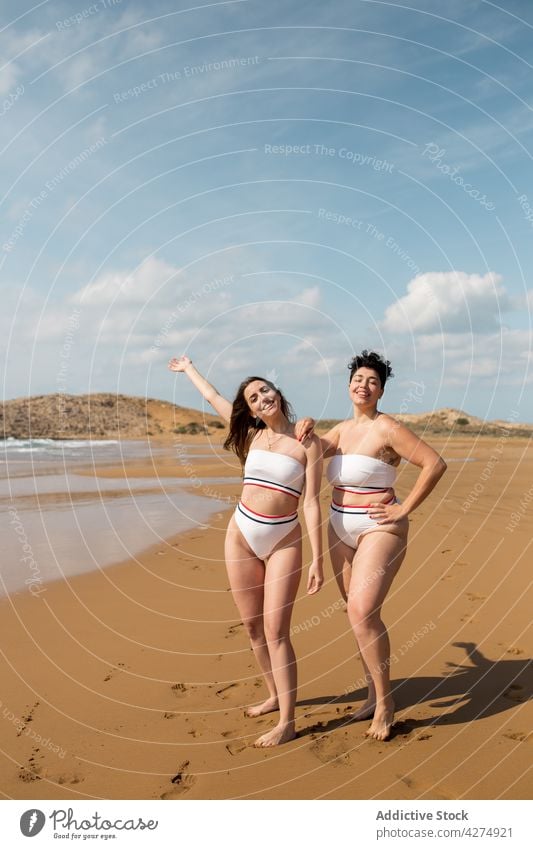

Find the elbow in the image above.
[{"left": 435, "top": 457, "right": 447, "bottom": 478}]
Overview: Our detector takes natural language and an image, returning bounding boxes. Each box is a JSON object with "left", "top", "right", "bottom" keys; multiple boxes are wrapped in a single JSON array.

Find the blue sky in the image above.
[{"left": 1, "top": 0, "right": 532, "bottom": 421}]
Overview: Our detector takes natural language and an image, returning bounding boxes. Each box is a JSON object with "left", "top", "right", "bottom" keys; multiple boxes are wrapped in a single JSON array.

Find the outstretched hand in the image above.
[
  {"left": 168, "top": 355, "right": 192, "bottom": 373},
  {"left": 295, "top": 417, "right": 316, "bottom": 442}
]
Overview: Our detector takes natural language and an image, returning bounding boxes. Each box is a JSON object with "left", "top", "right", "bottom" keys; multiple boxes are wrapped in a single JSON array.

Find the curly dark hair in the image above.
[
  {"left": 347, "top": 350, "right": 393, "bottom": 388},
  {"left": 223, "top": 376, "right": 295, "bottom": 465}
]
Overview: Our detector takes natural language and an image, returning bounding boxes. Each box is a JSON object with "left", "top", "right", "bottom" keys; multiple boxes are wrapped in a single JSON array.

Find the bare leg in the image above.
[
  {"left": 328, "top": 524, "right": 376, "bottom": 720},
  {"left": 254, "top": 526, "right": 302, "bottom": 747},
  {"left": 328, "top": 523, "right": 375, "bottom": 719},
  {"left": 224, "top": 517, "right": 278, "bottom": 717},
  {"left": 346, "top": 531, "right": 407, "bottom": 741}
]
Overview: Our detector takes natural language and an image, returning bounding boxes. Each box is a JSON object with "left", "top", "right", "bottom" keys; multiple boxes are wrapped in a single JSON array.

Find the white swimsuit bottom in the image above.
[
  {"left": 234, "top": 501, "right": 300, "bottom": 560},
  {"left": 329, "top": 496, "right": 397, "bottom": 550}
]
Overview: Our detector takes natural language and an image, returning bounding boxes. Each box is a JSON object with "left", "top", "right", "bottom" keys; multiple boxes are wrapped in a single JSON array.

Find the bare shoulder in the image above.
[
  {"left": 376, "top": 413, "right": 410, "bottom": 443},
  {"left": 302, "top": 433, "right": 323, "bottom": 457},
  {"left": 376, "top": 412, "right": 443, "bottom": 466},
  {"left": 328, "top": 419, "right": 350, "bottom": 438}
]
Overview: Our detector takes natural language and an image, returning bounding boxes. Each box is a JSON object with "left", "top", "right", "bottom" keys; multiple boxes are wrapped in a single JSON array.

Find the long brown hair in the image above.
[{"left": 223, "top": 376, "right": 295, "bottom": 465}]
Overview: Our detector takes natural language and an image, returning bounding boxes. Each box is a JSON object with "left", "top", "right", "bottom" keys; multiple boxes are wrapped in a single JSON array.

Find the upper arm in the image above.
[
  {"left": 320, "top": 424, "right": 341, "bottom": 458},
  {"left": 385, "top": 417, "right": 443, "bottom": 469},
  {"left": 208, "top": 393, "right": 233, "bottom": 423},
  {"left": 303, "top": 435, "right": 323, "bottom": 501}
]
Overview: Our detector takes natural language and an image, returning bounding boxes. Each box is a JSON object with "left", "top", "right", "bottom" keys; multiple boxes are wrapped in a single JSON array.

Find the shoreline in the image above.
[{"left": 0, "top": 436, "right": 531, "bottom": 800}]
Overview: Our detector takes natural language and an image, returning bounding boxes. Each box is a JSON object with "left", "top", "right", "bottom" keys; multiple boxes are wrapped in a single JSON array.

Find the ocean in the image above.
[{"left": 0, "top": 439, "right": 236, "bottom": 597}]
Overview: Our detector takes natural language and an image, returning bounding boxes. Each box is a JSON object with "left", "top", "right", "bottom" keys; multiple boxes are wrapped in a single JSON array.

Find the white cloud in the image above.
[
  {"left": 387, "top": 328, "right": 532, "bottom": 388},
  {"left": 380, "top": 271, "right": 509, "bottom": 334},
  {"left": 0, "top": 62, "right": 19, "bottom": 95},
  {"left": 71, "top": 256, "right": 180, "bottom": 305},
  {"left": 292, "top": 285, "right": 321, "bottom": 307}
]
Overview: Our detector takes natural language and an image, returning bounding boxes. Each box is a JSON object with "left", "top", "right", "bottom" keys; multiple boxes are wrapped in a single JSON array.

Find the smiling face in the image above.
[
  {"left": 349, "top": 367, "right": 384, "bottom": 407},
  {"left": 244, "top": 379, "right": 280, "bottom": 420}
]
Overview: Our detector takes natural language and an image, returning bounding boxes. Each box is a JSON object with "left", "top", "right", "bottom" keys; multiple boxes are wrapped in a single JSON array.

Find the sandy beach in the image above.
[{"left": 0, "top": 434, "right": 531, "bottom": 800}]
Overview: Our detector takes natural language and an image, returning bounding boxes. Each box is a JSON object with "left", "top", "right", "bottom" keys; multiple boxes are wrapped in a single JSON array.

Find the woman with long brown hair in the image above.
[{"left": 168, "top": 355, "right": 323, "bottom": 747}]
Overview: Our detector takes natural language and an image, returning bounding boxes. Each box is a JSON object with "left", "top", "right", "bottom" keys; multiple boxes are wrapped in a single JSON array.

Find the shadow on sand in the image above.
[{"left": 296, "top": 642, "right": 532, "bottom": 741}]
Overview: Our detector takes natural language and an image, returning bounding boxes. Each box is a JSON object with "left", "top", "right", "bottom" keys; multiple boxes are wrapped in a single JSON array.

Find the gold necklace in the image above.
[{"left": 266, "top": 426, "right": 289, "bottom": 450}]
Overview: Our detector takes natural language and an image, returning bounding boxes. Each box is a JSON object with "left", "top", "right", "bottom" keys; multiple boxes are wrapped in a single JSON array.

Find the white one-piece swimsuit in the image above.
[
  {"left": 234, "top": 449, "right": 305, "bottom": 560},
  {"left": 327, "top": 453, "right": 397, "bottom": 549}
]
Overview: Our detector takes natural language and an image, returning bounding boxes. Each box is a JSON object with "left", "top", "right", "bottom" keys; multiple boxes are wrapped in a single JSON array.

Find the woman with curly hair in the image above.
[{"left": 297, "top": 351, "right": 446, "bottom": 740}]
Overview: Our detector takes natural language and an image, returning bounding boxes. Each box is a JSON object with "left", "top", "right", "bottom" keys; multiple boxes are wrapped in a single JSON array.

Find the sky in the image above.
[{"left": 1, "top": 0, "right": 533, "bottom": 422}]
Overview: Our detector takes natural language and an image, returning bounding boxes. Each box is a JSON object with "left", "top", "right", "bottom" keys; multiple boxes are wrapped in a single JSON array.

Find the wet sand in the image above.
[{"left": 0, "top": 435, "right": 531, "bottom": 800}]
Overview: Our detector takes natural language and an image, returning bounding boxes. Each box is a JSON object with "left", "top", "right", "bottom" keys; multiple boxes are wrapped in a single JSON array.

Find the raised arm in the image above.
[
  {"left": 369, "top": 416, "right": 447, "bottom": 524},
  {"left": 302, "top": 434, "right": 324, "bottom": 594},
  {"left": 168, "top": 355, "right": 233, "bottom": 423}
]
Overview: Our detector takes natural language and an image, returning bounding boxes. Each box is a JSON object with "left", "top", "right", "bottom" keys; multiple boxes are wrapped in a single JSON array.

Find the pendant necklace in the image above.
[{"left": 266, "top": 427, "right": 289, "bottom": 450}]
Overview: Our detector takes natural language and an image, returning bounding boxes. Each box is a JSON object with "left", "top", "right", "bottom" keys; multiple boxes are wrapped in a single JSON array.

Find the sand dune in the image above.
[{"left": 2, "top": 394, "right": 531, "bottom": 440}]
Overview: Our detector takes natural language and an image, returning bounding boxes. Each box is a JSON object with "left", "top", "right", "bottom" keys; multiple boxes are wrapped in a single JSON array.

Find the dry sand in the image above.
[{"left": 0, "top": 435, "right": 531, "bottom": 800}]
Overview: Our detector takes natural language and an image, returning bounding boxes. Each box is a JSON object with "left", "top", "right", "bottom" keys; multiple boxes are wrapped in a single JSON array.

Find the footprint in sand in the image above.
[
  {"left": 310, "top": 734, "right": 352, "bottom": 766},
  {"left": 466, "top": 592, "right": 486, "bottom": 601},
  {"left": 503, "top": 731, "right": 530, "bottom": 742},
  {"left": 459, "top": 613, "right": 476, "bottom": 622},
  {"left": 170, "top": 682, "right": 187, "bottom": 697},
  {"left": 19, "top": 766, "right": 42, "bottom": 783},
  {"left": 225, "top": 623, "right": 245, "bottom": 638},
  {"left": 396, "top": 772, "right": 449, "bottom": 799},
  {"left": 215, "top": 682, "right": 242, "bottom": 699},
  {"left": 16, "top": 701, "right": 40, "bottom": 737},
  {"left": 19, "top": 749, "right": 44, "bottom": 783},
  {"left": 503, "top": 684, "right": 525, "bottom": 703},
  {"left": 103, "top": 662, "right": 129, "bottom": 682},
  {"left": 225, "top": 741, "right": 247, "bottom": 756},
  {"left": 160, "top": 760, "right": 196, "bottom": 798},
  {"left": 505, "top": 647, "right": 524, "bottom": 655},
  {"left": 19, "top": 746, "right": 45, "bottom": 782},
  {"left": 56, "top": 773, "right": 84, "bottom": 785}
]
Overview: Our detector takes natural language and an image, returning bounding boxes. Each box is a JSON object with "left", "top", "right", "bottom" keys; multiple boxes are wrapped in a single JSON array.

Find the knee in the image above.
[
  {"left": 347, "top": 598, "right": 380, "bottom": 632},
  {"left": 264, "top": 620, "right": 289, "bottom": 646},
  {"left": 242, "top": 618, "right": 265, "bottom": 642}
]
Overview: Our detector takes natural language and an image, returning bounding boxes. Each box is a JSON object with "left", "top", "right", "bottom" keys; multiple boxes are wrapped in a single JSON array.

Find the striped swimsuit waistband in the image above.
[
  {"left": 333, "top": 484, "right": 393, "bottom": 495},
  {"left": 331, "top": 494, "right": 395, "bottom": 514},
  {"left": 238, "top": 501, "right": 299, "bottom": 525}
]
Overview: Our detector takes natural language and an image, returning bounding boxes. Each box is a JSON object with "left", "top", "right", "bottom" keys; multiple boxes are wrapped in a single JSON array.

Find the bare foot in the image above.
[
  {"left": 365, "top": 700, "right": 395, "bottom": 741},
  {"left": 254, "top": 722, "right": 296, "bottom": 747},
  {"left": 349, "top": 698, "right": 376, "bottom": 722},
  {"left": 245, "top": 696, "right": 279, "bottom": 718}
]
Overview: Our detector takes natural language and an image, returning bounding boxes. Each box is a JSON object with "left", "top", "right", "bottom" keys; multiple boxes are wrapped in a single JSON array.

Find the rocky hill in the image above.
[
  {"left": 0, "top": 394, "right": 226, "bottom": 440},
  {"left": 1, "top": 396, "right": 531, "bottom": 440}
]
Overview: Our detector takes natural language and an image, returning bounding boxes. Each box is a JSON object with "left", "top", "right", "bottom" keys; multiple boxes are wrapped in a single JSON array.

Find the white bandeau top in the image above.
[
  {"left": 326, "top": 453, "right": 396, "bottom": 493},
  {"left": 243, "top": 449, "right": 305, "bottom": 498}
]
